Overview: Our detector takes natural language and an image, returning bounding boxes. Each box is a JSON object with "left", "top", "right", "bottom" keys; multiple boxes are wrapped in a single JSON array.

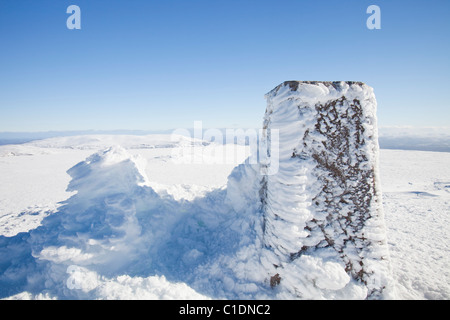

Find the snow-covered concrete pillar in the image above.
[{"left": 260, "top": 81, "right": 393, "bottom": 298}]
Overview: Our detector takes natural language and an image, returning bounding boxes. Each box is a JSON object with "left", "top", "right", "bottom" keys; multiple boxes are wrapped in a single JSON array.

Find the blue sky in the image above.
[{"left": 0, "top": 0, "right": 449, "bottom": 132}]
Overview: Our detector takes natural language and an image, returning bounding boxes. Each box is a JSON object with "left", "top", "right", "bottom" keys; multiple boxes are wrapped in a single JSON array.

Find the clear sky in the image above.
[{"left": 0, "top": 0, "right": 449, "bottom": 132}]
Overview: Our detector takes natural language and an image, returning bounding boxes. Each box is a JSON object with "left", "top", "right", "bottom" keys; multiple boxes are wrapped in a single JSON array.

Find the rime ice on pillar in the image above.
[{"left": 261, "top": 81, "right": 393, "bottom": 298}]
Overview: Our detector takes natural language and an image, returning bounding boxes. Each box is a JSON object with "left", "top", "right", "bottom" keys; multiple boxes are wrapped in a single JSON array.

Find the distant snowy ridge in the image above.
[
  {"left": 378, "top": 126, "right": 450, "bottom": 153},
  {"left": 25, "top": 134, "right": 208, "bottom": 150},
  {"left": 3, "top": 126, "right": 450, "bottom": 152}
]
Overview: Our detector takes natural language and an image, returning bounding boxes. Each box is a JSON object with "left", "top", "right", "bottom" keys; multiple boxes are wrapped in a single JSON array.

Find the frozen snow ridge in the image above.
[{"left": 255, "top": 81, "right": 394, "bottom": 298}]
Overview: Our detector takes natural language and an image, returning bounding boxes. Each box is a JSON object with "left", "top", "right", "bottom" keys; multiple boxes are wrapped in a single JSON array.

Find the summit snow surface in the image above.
[{"left": 0, "top": 133, "right": 448, "bottom": 300}]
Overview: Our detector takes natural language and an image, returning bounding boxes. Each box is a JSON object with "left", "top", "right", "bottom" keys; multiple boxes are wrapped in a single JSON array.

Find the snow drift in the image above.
[
  {"left": 0, "top": 145, "right": 257, "bottom": 299},
  {"left": 0, "top": 146, "right": 213, "bottom": 299}
]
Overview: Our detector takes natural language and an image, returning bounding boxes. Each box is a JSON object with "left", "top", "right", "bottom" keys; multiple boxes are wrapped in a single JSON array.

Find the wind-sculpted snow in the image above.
[{"left": 0, "top": 146, "right": 237, "bottom": 299}]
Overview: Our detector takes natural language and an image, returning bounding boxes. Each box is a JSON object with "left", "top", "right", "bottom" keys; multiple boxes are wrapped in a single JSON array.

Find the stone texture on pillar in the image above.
[{"left": 260, "top": 81, "right": 392, "bottom": 298}]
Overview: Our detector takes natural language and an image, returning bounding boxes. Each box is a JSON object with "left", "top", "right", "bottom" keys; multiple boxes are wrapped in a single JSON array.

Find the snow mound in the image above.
[
  {"left": 0, "top": 146, "right": 211, "bottom": 299},
  {"left": 0, "top": 146, "right": 257, "bottom": 299},
  {"left": 67, "top": 145, "right": 151, "bottom": 194}
]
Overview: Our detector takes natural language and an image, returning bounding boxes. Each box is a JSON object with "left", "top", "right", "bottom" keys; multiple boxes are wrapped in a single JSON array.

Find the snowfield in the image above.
[
  {"left": 380, "top": 150, "right": 450, "bottom": 300},
  {"left": 0, "top": 134, "right": 448, "bottom": 300}
]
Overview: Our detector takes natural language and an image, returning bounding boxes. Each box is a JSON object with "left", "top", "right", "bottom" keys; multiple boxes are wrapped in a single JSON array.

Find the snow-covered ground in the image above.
[
  {"left": 0, "top": 135, "right": 448, "bottom": 299},
  {"left": 379, "top": 150, "right": 450, "bottom": 300}
]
